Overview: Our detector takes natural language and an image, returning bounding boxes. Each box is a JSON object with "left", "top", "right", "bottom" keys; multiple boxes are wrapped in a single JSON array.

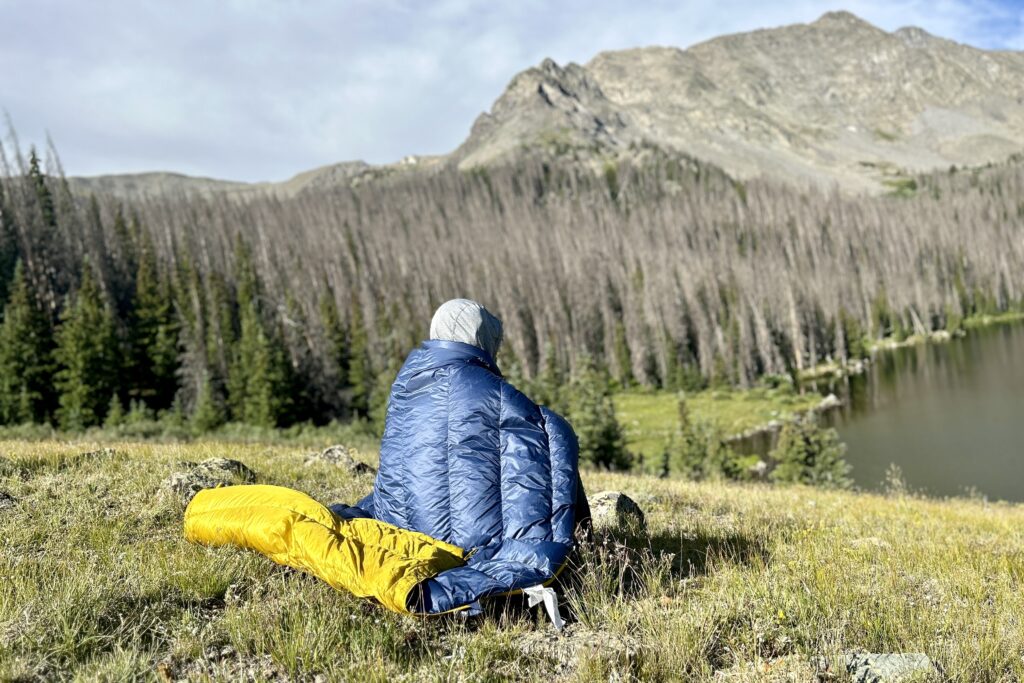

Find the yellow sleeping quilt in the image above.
[{"left": 184, "top": 484, "right": 465, "bottom": 613}]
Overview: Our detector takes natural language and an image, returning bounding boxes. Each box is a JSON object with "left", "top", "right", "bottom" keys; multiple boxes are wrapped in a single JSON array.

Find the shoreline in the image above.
[{"left": 617, "top": 310, "right": 1024, "bottom": 458}]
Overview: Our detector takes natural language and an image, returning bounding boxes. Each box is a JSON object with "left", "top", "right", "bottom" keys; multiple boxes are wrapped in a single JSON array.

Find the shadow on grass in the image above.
[{"left": 454, "top": 526, "right": 770, "bottom": 632}]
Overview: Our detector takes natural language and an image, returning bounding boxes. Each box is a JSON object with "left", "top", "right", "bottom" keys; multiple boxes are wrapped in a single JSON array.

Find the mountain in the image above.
[
  {"left": 70, "top": 11, "right": 1024, "bottom": 196},
  {"left": 67, "top": 157, "right": 445, "bottom": 200},
  {"left": 455, "top": 11, "right": 1024, "bottom": 193}
]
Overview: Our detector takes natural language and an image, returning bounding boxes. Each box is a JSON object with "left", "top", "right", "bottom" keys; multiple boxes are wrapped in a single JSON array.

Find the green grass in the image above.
[
  {"left": 2, "top": 440, "right": 1023, "bottom": 680},
  {"left": 963, "top": 311, "right": 1024, "bottom": 329},
  {"left": 614, "top": 388, "right": 822, "bottom": 460}
]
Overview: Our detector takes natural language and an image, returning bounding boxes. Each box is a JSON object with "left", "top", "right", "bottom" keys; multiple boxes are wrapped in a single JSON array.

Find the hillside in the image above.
[
  {"left": 2, "top": 440, "right": 1023, "bottom": 680},
  {"left": 456, "top": 11, "right": 1024, "bottom": 193},
  {"left": 70, "top": 11, "right": 1024, "bottom": 196}
]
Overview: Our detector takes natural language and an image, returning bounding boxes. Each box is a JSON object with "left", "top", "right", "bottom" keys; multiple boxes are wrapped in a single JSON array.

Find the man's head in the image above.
[{"left": 429, "top": 298, "right": 503, "bottom": 360}]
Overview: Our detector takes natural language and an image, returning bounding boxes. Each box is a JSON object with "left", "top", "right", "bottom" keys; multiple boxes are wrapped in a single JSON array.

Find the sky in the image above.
[{"left": 2, "top": 0, "right": 1023, "bottom": 182}]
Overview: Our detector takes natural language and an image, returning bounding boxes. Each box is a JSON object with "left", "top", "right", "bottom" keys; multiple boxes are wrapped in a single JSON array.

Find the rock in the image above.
[
  {"left": 590, "top": 491, "right": 646, "bottom": 531},
  {"left": 162, "top": 458, "right": 257, "bottom": 505},
  {"left": 816, "top": 393, "right": 842, "bottom": 412},
  {"left": 843, "top": 653, "right": 936, "bottom": 682},
  {"left": 304, "top": 445, "right": 376, "bottom": 476},
  {"left": 747, "top": 459, "right": 769, "bottom": 479},
  {"left": 0, "top": 490, "right": 16, "bottom": 511}
]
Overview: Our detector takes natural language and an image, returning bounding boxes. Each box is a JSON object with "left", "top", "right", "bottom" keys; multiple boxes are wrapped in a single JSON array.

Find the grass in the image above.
[
  {"left": 614, "top": 387, "right": 822, "bottom": 461},
  {"left": 6, "top": 440, "right": 1021, "bottom": 680}
]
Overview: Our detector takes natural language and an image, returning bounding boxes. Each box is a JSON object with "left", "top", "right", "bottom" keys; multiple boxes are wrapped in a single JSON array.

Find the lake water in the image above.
[{"left": 816, "top": 323, "right": 1024, "bottom": 502}]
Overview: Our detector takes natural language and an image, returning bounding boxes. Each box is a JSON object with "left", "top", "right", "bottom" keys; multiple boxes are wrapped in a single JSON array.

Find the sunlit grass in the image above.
[
  {"left": 2, "top": 440, "right": 1023, "bottom": 680},
  {"left": 614, "top": 387, "right": 821, "bottom": 459}
]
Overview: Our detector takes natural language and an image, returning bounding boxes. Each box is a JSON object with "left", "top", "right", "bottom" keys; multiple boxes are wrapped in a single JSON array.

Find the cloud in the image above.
[{"left": 0, "top": 0, "right": 1019, "bottom": 181}]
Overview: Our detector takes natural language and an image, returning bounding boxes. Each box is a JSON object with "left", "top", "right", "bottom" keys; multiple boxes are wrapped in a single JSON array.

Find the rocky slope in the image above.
[
  {"left": 71, "top": 11, "right": 1024, "bottom": 196},
  {"left": 455, "top": 11, "right": 1024, "bottom": 192}
]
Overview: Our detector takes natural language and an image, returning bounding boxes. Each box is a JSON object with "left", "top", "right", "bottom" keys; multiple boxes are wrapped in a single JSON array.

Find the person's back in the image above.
[{"left": 343, "top": 299, "right": 587, "bottom": 613}]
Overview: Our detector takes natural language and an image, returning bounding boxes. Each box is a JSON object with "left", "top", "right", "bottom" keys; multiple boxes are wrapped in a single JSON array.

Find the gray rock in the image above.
[
  {"left": 590, "top": 491, "right": 646, "bottom": 531},
  {"left": 0, "top": 490, "right": 16, "bottom": 511},
  {"left": 304, "top": 445, "right": 376, "bottom": 476},
  {"left": 816, "top": 393, "right": 842, "bottom": 412},
  {"left": 162, "top": 457, "right": 257, "bottom": 505},
  {"left": 845, "top": 653, "right": 936, "bottom": 682}
]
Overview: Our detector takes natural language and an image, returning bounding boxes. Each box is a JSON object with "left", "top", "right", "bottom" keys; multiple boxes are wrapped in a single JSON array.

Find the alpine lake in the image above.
[{"left": 812, "top": 321, "right": 1024, "bottom": 502}]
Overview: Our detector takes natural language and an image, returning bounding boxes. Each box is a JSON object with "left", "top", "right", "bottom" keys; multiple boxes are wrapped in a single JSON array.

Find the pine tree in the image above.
[
  {"left": 0, "top": 182, "right": 20, "bottom": 309},
  {"left": 28, "top": 149, "right": 56, "bottom": 230},
  {"left": 769, "top": 416, "right": 852, "bottom": 489},
  {"left": 104, "top": 395, "right": 125, "bottom": 428},
  {"left": 232, "top": 305, "right": 290, "bottom": 427},
  {"left": 612, "top": 321, "right": 635, "bottom": 388},
  {"left": 319, "top": 287, "right": 349, "bottom": 383},
  {"left": 0, "top": 261, "right": 55, "bottom": 424},
  {"left": 226, "top": 239, "right": 291, "bottom": 427},
  {"left": 128, "top": 231, "right": 179, "bottom": 409},
  {"left": 532, "top": 342, "right": 566, "bottom": 412},
  {"left": 566, "top": 354, "right": 630, "bottom": 470},
  {"left": 54, "top": 266, "right": 120, "bottom": 430},
  {"left": 347, "top": 298, "right": 372, "bottom": 417},
  {"left": 191, "top": 374, "right": 225, "bottom": 432},
  {"left": 369, "top": 357, "right": 401, "bottom": 436}
]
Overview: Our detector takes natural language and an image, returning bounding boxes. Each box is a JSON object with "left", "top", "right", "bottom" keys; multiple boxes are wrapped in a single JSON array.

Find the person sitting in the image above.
[{"left": 332, "top": 298, "right": 589, "bottom": 614}]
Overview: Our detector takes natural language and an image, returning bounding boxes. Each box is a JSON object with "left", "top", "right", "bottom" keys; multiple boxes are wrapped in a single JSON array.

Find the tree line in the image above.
[{"left": 1, "top": 132, "right": 1022, "bottom": 442}]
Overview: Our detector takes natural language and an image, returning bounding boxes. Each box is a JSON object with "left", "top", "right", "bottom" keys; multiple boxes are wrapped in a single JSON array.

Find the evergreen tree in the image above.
[
  {"left": 231, "top": 306, "right": 291, "bottom": 427},
  {"left": 319, "top": 287, "right": 350, "bottom": 386},
  {"left": 28, "top": 149, "right": 56, "bottom": 230},
  {"left": 347, "top": 298, "right": 372, "bottom": 417},
  {"left": 369, "top": 357, "right": 401, "bottom": 436},
  {"left": 54, "top": 266, "right": 120, "bottom": 430},
  {"left": 0, "top": 182, "right": 19, "bottom": 309},
  {"left": 191, "top": 374, "right": 225, "bottom": 432},
  {"left": 0, "top": 261, "right": 55, "bottom": 424},
  {"left": 104, "top": 395, "right": 125, "bottom": 428},
  {"left": 128, "top": 232, "right": 179, "bottom": 409},
  {"left": 612, "top": 321, "right": 635, "bottom": 388},
  {"left": 769, "top": 416, "right": 852, "bottom": 489},
  {"left": 226, "top": 240, "right": 291, "bottom": 427},
  {"left": 566, "top": 354, "right": 630, "bottom": 469},
  {"left": 667, "top": 393, "right": 740, "bottom": 480},
  {"left": 532, "top": 342, "right": 566, "bottom": 412}
]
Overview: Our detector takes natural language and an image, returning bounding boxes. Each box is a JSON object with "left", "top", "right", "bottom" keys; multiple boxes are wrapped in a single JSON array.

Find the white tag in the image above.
[{"left": 523, "top": 584, "right": 564, "bottom": 631}]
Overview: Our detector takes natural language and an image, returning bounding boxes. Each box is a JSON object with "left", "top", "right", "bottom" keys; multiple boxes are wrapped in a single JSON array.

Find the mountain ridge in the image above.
[{"left": 70, "top": 11, "right": 1024, "bottom": 197}]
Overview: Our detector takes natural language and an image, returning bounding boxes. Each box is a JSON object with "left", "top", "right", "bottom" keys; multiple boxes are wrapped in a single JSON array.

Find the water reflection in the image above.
[{"left": 813, "top": 324, "right": 1024, "bottom": 501}]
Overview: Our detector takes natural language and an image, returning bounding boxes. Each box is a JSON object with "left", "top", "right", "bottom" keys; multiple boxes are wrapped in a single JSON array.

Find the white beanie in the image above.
[{"left": 429, "top": 298, "right": 503, "bottom": 360}]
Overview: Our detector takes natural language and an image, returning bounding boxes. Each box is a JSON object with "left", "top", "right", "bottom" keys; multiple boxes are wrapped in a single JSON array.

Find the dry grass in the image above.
[{"left": 2, "top": 440, "right": 1023, "bottom": 681}]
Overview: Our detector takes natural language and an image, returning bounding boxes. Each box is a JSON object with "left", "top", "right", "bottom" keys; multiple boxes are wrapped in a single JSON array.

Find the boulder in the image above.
[
  {"left": 842, "top": 653, "right": 936, "bottom": 682},
  {"left": 589, "top": 491, "right": 646, "bottom": 531},
  {"left": 304, "top": 445, "right": 376, "bottom": 476},
  {"left": 0, "top": 490, "right": 16, "bottom": 511},
  {"left": 816, "top": 393, "right": 842, "bottom": 412},
  {"left": 162, "top": 458, "right": 257, "bottom": 505}
]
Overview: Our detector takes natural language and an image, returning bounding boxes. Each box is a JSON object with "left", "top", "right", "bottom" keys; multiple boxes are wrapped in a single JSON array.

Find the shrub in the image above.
[{"left": 769, "top": 416, "right": 852, "bottom": 489}]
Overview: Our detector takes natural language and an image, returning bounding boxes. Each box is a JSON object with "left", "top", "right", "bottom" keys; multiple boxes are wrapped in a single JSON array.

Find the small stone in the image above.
[
  {"left": 305, "top": 445, "right": 377, "bottom": 476},
  {"left": 748, "top": 459, "right": 769, "bottom": 479},
  {"left": 0, "top": 490, "right": 16, "bottom": 511},
  {"left": 817, "top": 393, "right": 842, "bottom": 411},
  {"left": 162, "top": 458, "right": 257, "bottom": 505},
  {"left": 194, "top": 458, "right": 257, "bottom": 482},
  {"left": 844, "top": 652, "right": 936, "bottom": 683},
  {"left": 590, "top": 491, "right": 646, "bottom": 531}
]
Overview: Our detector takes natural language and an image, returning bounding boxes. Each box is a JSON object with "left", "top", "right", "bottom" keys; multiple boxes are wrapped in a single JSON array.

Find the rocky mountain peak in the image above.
[{"left": 454, "top": 12, "right": 1024, "bottom": 193}]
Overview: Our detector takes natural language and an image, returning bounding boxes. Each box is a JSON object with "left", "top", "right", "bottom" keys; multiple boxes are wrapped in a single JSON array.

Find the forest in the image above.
[{"left": 1, "top": 132, "right": 1022, "bottom": 455}]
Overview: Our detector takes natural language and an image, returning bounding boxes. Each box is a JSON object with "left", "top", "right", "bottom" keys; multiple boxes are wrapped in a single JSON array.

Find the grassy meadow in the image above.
[
  {"left": 614, "top": 387, "right": 822, "bottom": 461},
  {"left": 3, "top": 440, "right": 1024, "bottom": 681}
]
